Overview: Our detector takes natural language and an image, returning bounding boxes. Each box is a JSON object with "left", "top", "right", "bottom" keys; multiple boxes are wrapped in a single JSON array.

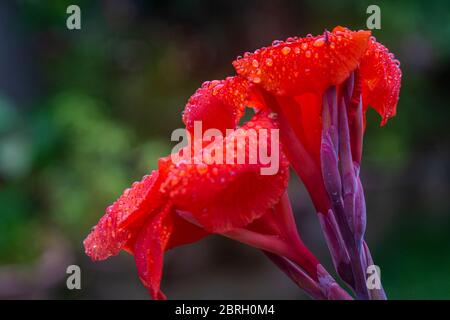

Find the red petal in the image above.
[
  {"left": 160, "top": 111, "right": 290, "bottom": 233},
  {"left": 360, "top": 37, "right": 402, "bottom": 125},
  {"left": 123, "top": 211, "right": 208, "bottom": 256},
  {"left": 134, "top": 206, "right": 173, "bottom": 300},
  {"left": 84, "top": 171, "right": 163, "bottom": 261},
  {"left": 183, "top": 76, "right": 254, "bottom": 134},
  {"left": 166, "top": 212, "right": 209, "bottom": 250},
  {"left": 292, "top": 93, "right": 322, "bottom": 163},
  {"left": 233, "top": 27, "right": 371, "bottom": 96}
]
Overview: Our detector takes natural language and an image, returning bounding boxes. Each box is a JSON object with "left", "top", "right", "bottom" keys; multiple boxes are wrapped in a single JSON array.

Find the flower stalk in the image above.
[
  {"left": 319, "top": 74, "right": 386, "bottom": 299},
  {"left": 85, "top": 27, "right": 401, "bottom": 300}
]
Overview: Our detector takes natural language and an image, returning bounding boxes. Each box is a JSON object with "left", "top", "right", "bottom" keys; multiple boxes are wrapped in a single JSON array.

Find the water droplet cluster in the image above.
[{"left": 233, "top": 27, "right": 372, "bottom": 96}]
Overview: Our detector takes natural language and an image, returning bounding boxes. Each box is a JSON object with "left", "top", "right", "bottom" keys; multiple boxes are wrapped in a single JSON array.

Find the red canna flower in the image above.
[
  {"left": 84, "top": 77, "right": 350, "bottom": 300},
  {"left": 85, "top": 26, "right": 401, "bottom": 300}
]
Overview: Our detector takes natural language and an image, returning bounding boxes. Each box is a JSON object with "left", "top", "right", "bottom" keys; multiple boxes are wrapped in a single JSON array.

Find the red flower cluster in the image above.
[{"left": 84, "top": 26, "right": 401, "bottom": 300}]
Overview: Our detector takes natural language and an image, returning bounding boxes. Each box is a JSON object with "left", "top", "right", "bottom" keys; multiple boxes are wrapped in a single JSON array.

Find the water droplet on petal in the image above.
[
  {"left": 281, "top": 46, "right": 291, "bottom": 55},
  {"left": 272, "top": 40, "right": 282, "bottom": 46},
  {"left": 268, "top": 112, "right": 278, "bottom": 119},
  {"left": 313, "top": 37, "right": 325, "bottom": 47},
  {"left": 197, "top": 163, "right": 208, "bottom": 174},
  {"left": 286, "top": 37, "right": 296, "bottom": 43}
]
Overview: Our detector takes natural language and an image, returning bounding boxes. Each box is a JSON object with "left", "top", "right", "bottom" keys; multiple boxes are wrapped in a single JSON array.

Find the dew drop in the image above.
[
  {"left": 272, "top": 40, "right": 282, "bottom": 46},
  {"left": 268, "top": 112, "right": 278, "bottom": 119},
  {"left": 286, "top": 37, "right": 296, "bottom": 43},
  {"left": 197, "top": 163, "right": 208, "bottom": 174},
  {"left": 281, "top": 46, "right": 291, "bottom": 55},
  {"left": 252, "top": 77, "right": 261, "bottom": 84},
  {"left": 170, "top": 177, "right": 179, "bottom": 186},
  {"left": 313, "top": 37, "right": 325, "bottom": 47}
]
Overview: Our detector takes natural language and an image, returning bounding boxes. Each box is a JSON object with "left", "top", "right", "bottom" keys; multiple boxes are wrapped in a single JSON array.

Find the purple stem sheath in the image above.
[{"left": 319, "top": 74, "right": 386, "bottom": 299}]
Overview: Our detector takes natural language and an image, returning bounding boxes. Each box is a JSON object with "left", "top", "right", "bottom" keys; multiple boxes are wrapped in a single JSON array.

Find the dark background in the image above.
[{"left": 0, "top": 0, "right": 449, "bottom": 299}]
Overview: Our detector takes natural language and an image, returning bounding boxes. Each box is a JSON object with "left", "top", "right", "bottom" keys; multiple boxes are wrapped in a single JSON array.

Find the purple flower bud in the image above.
[
  {"left": 362, "top": 241, "right": 387, "bottom": 300},
  {"left": 338, "top": 96, "right": 358, "bottom": 236},
  {"left": 318, "top": 211, "right": 354, "bottom": 287},
  {"left": 343, "top": 72, "right": 355, "bottom": 105},
  {"left": 354, "top": 177, "right": 367, "bottom": 248},
  {"left": 323, "top": 86, "right": 339, "bottom": 151},
  {"left": 350, "top": 96, "right": 364, "bottom": 165},
  {"left": 320, "top": 133, "right": 342, "bottom": 203}
]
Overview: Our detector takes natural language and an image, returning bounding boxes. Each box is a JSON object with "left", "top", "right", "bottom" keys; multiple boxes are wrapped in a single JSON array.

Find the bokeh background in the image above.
[{"left": 1, "top": 0, "right": 449, "bottom": 299}]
